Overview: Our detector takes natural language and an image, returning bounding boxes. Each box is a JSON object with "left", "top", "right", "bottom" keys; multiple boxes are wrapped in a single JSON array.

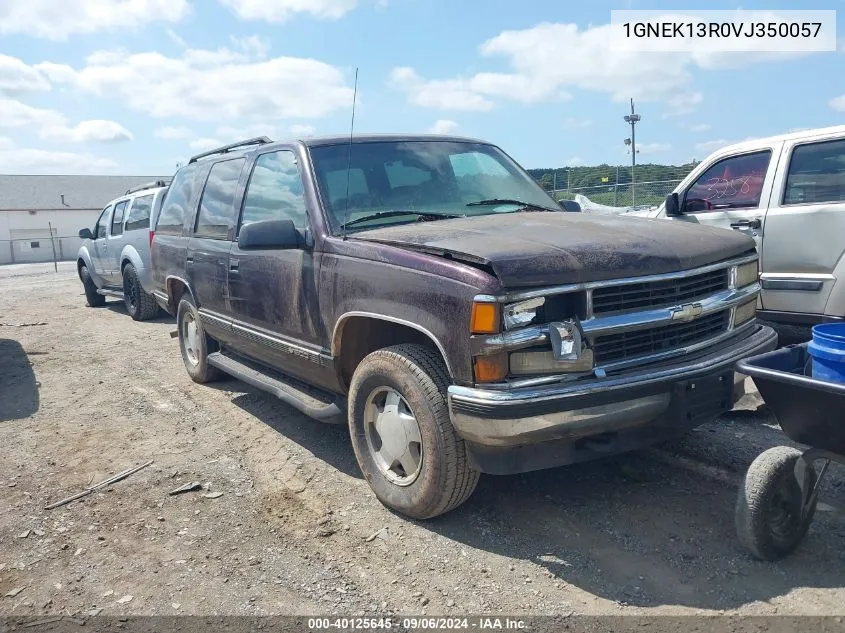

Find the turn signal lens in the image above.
[
  {"left": 470, "top": 301, "right": 500, "bottom": 334},
  {"left": 473, "top": 353, "right": 508, "bottom": 383}
]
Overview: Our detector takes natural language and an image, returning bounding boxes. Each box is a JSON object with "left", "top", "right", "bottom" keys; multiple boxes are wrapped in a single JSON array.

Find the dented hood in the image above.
[{"left": 351, "top": 212, "right": 755, "bottom": 288}]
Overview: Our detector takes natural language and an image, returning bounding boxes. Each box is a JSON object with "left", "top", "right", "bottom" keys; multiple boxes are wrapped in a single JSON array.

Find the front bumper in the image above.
[{"left": 447, "top": 324, "right": 777, "bottom": 451}]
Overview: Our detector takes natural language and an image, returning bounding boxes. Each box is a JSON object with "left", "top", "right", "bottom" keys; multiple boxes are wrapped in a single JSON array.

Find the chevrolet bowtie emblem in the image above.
[{"left": 671, "top": 302, "right": 704, "bottom": 322}]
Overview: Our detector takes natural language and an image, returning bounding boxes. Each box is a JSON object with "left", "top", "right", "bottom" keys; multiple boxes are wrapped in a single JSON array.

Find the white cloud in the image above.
[
  {"left": 562, "top": 118, "right": 592, "bottom": 130},
  {"left": 289, "top": 124, "right": 316, "bottom": 136},
  {"left": 155, "top": 126, "right": 193, "bottom": 140},
  {"left": 392, "top": 21, "right": 811, "bottom": 115},
  {"left": 636, "top": 142, "right": 671, "bottom": 155},
  {"left": 189, "top": 138, "right": 223, "bottom": 151},
  {"left": 427, "top": 120, "right": 460, "bottom": 135},
  {"left": 0, "top": 98, "right": 133, "bottom": 143},
  {"left": 0, "top": 0, "right": 190, "bottom": 40},
  {"left": 829, "top": 95, "right": 845, "bottom": 112},
  {"left": 43, "top": 120, "right": 134, "bottom": 143},
  {"left": 565, "top": 156, "right": 585, "bottom": 166},
  {"left": 0, "top": 54, "right": 51, "bottom": 95},
  {"left": 38, "top": 44, "right": 354, "bottom": 122},
  {"left": 219, "top": 0, "right": 360, "bottom": 22},
  {"left": 0, "top": 139, "right": 117, "bottom": 174},
  {"left": 695, "top": 139, "right": 735, "bottom": 153},
  {"left": 689, "top": 123, "right": 711, "bottom": 133}
]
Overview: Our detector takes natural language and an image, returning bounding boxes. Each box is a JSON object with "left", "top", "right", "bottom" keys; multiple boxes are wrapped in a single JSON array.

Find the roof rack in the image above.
[
  {"left": 188, "top": 136, "right": 273, "bottom": 164},
  {"left": 125, "top": 179, "right": 171, "bottom": 195}
]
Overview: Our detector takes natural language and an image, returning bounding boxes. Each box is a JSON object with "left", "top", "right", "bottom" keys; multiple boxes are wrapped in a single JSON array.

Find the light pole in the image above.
[{"left": 623, "top": 98, "right": 641, "bottom": 205}]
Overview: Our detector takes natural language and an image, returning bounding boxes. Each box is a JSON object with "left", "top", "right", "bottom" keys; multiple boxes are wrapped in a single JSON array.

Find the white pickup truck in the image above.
[{"left": 640, "top": 125, "right": 845, "bottom": 329}]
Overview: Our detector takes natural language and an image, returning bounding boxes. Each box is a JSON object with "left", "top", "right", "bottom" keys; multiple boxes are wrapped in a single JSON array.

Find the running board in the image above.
[
  {"left": 97, "top": 288, "right": 124, "bottom": 299},
  {"left": 207, "top": 351, "right": 346, "bottom": 425}
]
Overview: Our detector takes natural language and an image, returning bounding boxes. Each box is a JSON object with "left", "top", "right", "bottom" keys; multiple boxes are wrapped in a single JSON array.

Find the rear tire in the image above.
[
  {"left": 348, "top": 344, "right": 479, "bottom": 519},
  {"left": 177, "top": 296, "right": 222, "bottom": 384},
  {"left": 736, "top": 446, "right": 817, "bottom": 561},
  {"left": 123, "top": 263, "right": 159, "bottom": 321},
  {"left": 80, "top": 265, "right": 105, "bottom": 307}
]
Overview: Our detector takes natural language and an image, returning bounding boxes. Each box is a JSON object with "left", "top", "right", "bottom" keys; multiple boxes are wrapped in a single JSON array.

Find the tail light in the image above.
[{"left": 149, "top": 230, "right": 155, "bottom": 249}]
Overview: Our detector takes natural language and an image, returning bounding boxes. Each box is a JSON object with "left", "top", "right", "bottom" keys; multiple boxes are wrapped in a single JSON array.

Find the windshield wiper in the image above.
[
  {"left": 340, "top": 210, "right": 463, "bottom": 230},
  {"left": 466, "top": 198, "right": 559, "bottom": 212}
]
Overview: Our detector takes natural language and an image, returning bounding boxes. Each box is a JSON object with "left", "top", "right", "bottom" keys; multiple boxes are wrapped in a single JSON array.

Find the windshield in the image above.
[{"left": 309, "top": 140, "right": 559, "bottom": 233}]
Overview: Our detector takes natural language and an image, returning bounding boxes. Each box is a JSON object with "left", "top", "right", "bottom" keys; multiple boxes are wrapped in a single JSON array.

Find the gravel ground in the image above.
[{"left": 1, "top": 262, "right": 844, "bottom": 619}]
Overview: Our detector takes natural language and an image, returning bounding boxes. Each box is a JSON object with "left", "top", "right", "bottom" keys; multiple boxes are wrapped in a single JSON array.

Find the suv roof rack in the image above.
[
  {"left": 124, "top": 179, "right": 170, "bottom": 195},
  {"left": 188, "top": 136, "right": 273, "bottom": 164}
]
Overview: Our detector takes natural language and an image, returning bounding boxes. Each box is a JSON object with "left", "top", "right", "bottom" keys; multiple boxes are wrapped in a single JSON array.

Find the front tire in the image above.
[
  {"left": 348, "top": 344, "right": 479, "bottom": 519},
  {"left": 123, "top": 264, "right": 159, "bottom": 321},
  {"left": 177, "top": 296, "right": 222, "bottom": 384},
  {"left": 80, "top": 265, "right": 105, "bottom": 307},
  {"left": 736, "top": 446, "right": 817, "bottom": 561}
]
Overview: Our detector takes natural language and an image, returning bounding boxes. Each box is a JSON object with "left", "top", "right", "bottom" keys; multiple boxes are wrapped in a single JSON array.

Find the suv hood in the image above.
[{"left": 351, "top": 212, "right": 755, "bottom": 287}]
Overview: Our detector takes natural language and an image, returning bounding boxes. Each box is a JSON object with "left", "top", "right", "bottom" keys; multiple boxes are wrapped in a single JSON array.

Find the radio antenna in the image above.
[{"left": 342, "top": 67, "right": 359, "bottom": 241}]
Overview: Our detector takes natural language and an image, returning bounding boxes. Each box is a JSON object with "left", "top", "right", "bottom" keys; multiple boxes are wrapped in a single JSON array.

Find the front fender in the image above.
[{"left": 76, "top": 245, "right": 105, "bottom": 287}]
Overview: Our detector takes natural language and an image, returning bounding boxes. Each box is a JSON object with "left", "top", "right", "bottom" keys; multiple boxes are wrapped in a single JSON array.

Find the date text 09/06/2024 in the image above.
[
  {"left": 307, "top": 617, "right": 527, "bottom": 630},
  {"left": 622, "top": 21, "right": 823, "bottom": 39}
]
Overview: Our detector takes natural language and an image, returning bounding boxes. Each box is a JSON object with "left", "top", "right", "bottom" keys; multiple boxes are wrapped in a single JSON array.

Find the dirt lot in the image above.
[{"left": 1, "top": 262, "right": 844, "bottom": 618}]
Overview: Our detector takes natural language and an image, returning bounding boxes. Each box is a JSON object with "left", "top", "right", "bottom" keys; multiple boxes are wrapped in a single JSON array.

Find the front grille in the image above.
[
  {"left": 591, "top": 268, "right": 729, "bottom": 315},
  {"left": 592, "top": 310, "right": 729, "bottom": 365}
]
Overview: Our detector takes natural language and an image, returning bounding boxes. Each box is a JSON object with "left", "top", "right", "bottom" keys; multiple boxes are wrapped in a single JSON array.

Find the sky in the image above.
[{"left": 0, "top": 0, "right": 843, "bottom": 175}]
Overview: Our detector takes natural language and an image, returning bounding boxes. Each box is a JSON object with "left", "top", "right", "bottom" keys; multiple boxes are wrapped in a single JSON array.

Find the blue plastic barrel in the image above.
[{"left": 808, "top": 323, "right": 845, "bottom": 383}]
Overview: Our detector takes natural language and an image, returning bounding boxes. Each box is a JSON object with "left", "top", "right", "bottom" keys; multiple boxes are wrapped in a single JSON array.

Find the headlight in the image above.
[
  {"left": 503, "top": 297, "right": 545, "bottom": 330},
  {"left": 733, "top": 261, "right": 758, "bottom": 289},
  {"left": 734, "top": 299, "right": 757, "bottom": 326}
]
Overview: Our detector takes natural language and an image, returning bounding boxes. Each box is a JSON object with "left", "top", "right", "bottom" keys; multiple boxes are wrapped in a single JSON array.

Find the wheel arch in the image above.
[
  {"left": 165, "top": 275, "right": 197, "bottom": 314},
  {"left": 332, "top": 312, "right": 454, "bottom": 392}
]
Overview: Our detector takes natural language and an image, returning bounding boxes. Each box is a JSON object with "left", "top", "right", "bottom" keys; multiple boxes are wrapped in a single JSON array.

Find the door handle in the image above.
[
  {"left": 186, "top": 256, "right": 194, "bottom": 267},
  {"left": 729, "top": 218, "right": 762, "bottom": 230},
  {"left": 229, "top": 259, "right": 239, "bottom": 273}
]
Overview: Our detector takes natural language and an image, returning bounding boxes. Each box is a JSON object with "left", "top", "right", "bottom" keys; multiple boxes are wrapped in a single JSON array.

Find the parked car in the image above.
[
  {"left": 77, "top": 181, "right": 169, "bottom": 320},
  {"left": 150, "top": 134, "right": 776, "bottom": 519},
  {"left": 639, "top": 125, "right": 845, "bottom": 330}
]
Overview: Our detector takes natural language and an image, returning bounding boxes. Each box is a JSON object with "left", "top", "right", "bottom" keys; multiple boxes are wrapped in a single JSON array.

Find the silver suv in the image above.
[{"left": 77, "top": 180, "right": 169, "bottom": 320}]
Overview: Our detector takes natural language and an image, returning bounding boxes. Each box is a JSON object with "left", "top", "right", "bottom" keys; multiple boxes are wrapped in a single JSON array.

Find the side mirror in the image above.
[
  {"left": 665, "top": 192, "right": 682, "bottom": 216},
  {"left": 238, "top": 218, "right": 300, "bottom": 250},
  {"left": 78, "top": 228, "right": 94, "bottom": 240},
  {"left": 558, "top": 199, "right": 582, "bottom": 213}
]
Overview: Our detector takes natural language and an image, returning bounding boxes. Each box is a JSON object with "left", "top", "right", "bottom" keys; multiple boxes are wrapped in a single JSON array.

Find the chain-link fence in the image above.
[
  {"left": 552, "top": 179, "right": 683, "bottom": 209},
  {"left": 0, "top": 234, "right": 82, "bottom": 266}
]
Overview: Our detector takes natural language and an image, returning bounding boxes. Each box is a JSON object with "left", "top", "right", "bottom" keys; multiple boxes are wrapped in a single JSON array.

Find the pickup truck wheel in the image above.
[
  {"left": 123, "top": 264, "right": 160, "bottom": 321},
  {"left": 348, "top": 344, "right": 479, "bottom": 519},
  {"left": 177, "top": 296, "right": 222, "bottom": 383},
  {"left": 80, "top": 265, "right": 105, "bottom": 307}
]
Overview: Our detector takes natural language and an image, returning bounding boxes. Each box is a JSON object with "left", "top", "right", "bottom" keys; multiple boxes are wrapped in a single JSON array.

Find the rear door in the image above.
[
  {"left": 760, "top": 135, "right": 845, "bottom": 317},
  {"left": 106, "top": 199, "right": 129, "bottom": 284},
  {"left": 674, "top": 147, "right": 781, "bottom": 257},
  {"left": 186, "top": 157, "right": 246, "bottom": 340}
]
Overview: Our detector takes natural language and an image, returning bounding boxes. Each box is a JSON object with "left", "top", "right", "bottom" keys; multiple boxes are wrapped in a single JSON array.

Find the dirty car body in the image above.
[{"left": 150, "top": 134, "right": 776, "bottom": 517}]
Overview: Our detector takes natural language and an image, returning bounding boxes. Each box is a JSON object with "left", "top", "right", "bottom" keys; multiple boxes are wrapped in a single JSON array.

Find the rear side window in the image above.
[
  {"left": 195, "top": 158, "right": 245, "bottom": 240},
  {"left": 125, "top": 194, "right": 154, "bottom": 231},
  {"left": 111, "top": 201, "right": 128, "bottom": 236},
  {"left": 156, "top": 164, "right": 201, "bottom": 235},
  {"left": 783, "top": 139, "right": 845, "bottom": 205},
  {"left": 240, "top": 150, "right": 307, "bottom": 230},
  {"left": 685, "top": 151, "right": 771, "bottom": 212}
]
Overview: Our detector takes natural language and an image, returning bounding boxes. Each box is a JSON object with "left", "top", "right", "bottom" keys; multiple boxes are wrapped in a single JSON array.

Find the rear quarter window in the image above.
[
  {"left": 125, "top": 194, "right": 154, "bottom": 231},
  {"left": 156, "top": 164, "right": 204, "bottom": 235}
]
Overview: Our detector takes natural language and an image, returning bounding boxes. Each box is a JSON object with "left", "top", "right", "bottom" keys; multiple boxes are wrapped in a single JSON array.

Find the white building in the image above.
[{"left": 0, "top": 175, "right": 169, "bottom": 265}]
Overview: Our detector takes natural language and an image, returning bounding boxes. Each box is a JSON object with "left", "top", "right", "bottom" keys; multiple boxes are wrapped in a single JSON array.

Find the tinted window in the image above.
[
  {"left": 685, "top": 151, "right": 771, "bottom": 212},
  {"left": 324, "top": 168, "right": 368, "bottom": 207},
  {"left": 95, "top": 206, "right": 111, "bottom": 239},
  {"left": 125, "top": 194, "right": 154, "bottom": 232},
  {"left": 195, "top": 158, "right": 245, "bottom": 239},
  {"left": 111, "top": 201, "right": 128, "bottom": 236},
  {"left": 157, "top": 163, "right": 201, "bottom": 235},
  {"left": 240, "top": 151, "right": 307, "bottom": 230},
  {"left": 784, "top": 139, "right": 845, "bottom": 205}
]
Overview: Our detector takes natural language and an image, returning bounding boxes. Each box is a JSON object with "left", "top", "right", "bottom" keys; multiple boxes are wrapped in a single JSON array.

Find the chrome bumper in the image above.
[{"left": 447, "top": 324, "right": 777, "bottom": 448}]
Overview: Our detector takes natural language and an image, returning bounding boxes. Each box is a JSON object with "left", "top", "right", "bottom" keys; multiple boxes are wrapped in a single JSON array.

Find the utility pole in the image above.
[{"left": 623, "top": 98, "right": 641, "bottom": 205}]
